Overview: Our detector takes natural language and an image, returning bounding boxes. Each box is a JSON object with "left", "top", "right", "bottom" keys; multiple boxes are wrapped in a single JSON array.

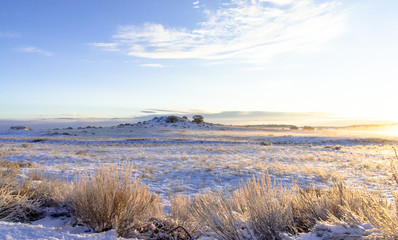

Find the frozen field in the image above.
[{"left": 1, "top": 119, "right": 398, "bottom": 239}]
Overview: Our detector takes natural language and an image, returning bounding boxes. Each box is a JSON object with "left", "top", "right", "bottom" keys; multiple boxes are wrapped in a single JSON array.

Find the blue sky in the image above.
[{"left": 1, "top": 0, "right": 398, "bottom": 127}]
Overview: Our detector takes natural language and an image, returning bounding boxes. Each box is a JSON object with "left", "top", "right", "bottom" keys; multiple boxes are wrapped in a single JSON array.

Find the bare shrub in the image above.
[
  {"left": 31, "top": 179, "right": 71, "bottom": 208},
  {"left": 166, "top": 115, "right": 179, "bottom": 123},
  {"left": 339, "top": 191, "right": 398, "bottom": 238},
  {"left": 0, "top": 162, "right": 42, "bottom": 222},
  {"left": 192, "top": 115, "right": 204, "bottom": 124},
  {"left": 68, "top": 163, "right": 162, "bottom": 234},
  {"left": 296, "top": 181, "right": 362, "bottom": 228},
  {"left": 170, "top": 194, "right": 193, "bottom": 224},
  {"left": 186, "top": 174, "right": 396, "bottom": 239},
  {"left": 0, "top": 160, "right": 36, "bottom": 170},
  {"left": 186, "top": 176, "right": 302, "bottom": 240},
  {"left": 0, "top": 159, "right": 21, "bottom": 171},
  {"left": 169, "top": 194, "right": 201, "bottom": 237},
  {"left": 25, "top": 169, "right": 45, "bottom": 181},
  {"left": 233, "top": 175, "right": 298, "bottom": 239},
  {"left": 189, "top": 192, "right": 243, "bottom": 240},
  {"left": 0, "top": 160, "right": 22, "bottom": 189},
  {"left": 0, "top": 186, "right": 42, "bottom": 222}
]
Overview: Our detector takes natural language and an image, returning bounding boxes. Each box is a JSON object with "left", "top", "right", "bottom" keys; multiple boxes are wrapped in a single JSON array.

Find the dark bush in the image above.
[
  {"left": 166, "top": 116, "right": 179, "bottom": 123},
  {"left": 192, "top": 115, "right": 204, "bottom": 124}
]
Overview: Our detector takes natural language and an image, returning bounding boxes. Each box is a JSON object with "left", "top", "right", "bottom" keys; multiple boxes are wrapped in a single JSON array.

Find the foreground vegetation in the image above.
[{"left": 1, "top": 157, "right": 398, "bottom": 239}]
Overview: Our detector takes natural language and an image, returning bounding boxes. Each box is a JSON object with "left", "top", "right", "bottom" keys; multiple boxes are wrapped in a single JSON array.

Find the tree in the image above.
[
  {"left": 192, "top": 115, "right": 204, "bottom": 124},
  {"left": 302, "top": 126, "right": 315, "bottom": 131},
  {"left": 166, "top": 115, "right": 179, "bottom": 123}
]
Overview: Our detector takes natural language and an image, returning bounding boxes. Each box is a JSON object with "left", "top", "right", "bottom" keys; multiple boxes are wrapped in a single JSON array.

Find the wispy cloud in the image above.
[
  {"left": 193, "top": 1, "right": 200, "bottom": 8},
  {"left": 89, "top": 42, "right": 119, "bottom": 52},
  {"left": 0, "top": 32, "right": 20, "bottom": 38},
  {"left": 138, "top": 63, "right": 165, "bottom": 68},
  {"left": 19, "top": 46, "right": 54, "bottom": 57},
  {"left": 143, "top": 108, "right": 192, "bottom": 114},
  {"left": 92, "top": 0, "right": 346, "bottom": 65},
  {"left": 133, "top": 110, "right": 333, "bottom": 125}
]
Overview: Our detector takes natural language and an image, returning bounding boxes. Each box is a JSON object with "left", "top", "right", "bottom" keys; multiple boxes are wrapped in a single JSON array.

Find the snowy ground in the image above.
[{"left": 1, "top": 119, "right": 398, "bottom": 239}]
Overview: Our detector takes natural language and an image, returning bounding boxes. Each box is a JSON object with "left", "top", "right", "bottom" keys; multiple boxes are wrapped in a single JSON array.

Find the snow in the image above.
[
  {"left": 0, "top": 119, "right": 397, "bottom": 239},
  {"left": 0, "top": 220, "right": 119, "bottom": 240}
]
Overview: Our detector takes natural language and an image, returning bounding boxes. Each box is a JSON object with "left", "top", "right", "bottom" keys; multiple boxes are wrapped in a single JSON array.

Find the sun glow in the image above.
[
  {"left": 383, "top": 125, "right": 398, "bottom": 136},
  {"left": 357, "top": 124, "right": 398, "bottom": 137}
]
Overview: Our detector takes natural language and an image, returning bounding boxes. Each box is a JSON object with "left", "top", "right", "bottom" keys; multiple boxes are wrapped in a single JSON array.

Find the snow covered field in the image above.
[{"left": 1, "top": 118, "right": 398, "bottom": 239}]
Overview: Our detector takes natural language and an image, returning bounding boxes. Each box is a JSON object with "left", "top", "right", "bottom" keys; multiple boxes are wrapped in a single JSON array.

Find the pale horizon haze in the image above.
[{"left": 1, "top": 0, "right": 398, "bottom": 128}]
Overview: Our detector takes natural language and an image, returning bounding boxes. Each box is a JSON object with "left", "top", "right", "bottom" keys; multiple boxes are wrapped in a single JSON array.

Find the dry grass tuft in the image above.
[
  {"left": 0, "top": 159, "right": 37, "bottom": 169},
  {"left": 0, "top": 185, "right": 42, "bottom": 222},
  {"left": 68, "top": 163, "right": 162, "bottom": 234},
  {"left": 189, "top": 192, "right": 243, "bottom": 240},
  {"left": 30, "top": 179, "right": 71, "bottom": 208},
  {"left": 179, "top": 170, "right": 398, "bottom": 239},
  {"left": 233, "top": 176, "right": 298, "bottom": 239},
  {"left": 0, "top": 161, "right": 42, "bottom": 222}
]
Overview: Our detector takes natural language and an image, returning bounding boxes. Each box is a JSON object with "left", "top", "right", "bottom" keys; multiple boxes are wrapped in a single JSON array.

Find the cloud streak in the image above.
[
  {"left": 133, "top": 109, "right": 331, "bottom": 125},
  {"left": 0, "top": 32, "right": 20, "bottom": 38},
  {"left": 93, "top": 0, "right": 345, "bottom": 65},
  {"left": 19, "top": 46, "right": 54, "bottom": 57},
  {"left": 138, "top": 63, "right": 165, "bottom": 68}
]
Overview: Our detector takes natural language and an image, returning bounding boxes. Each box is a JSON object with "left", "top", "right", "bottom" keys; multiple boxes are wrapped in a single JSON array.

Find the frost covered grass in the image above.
[
  {"left": 68, "top": 163, "right": 162, "bottom": 235},
  {"left": 170, "top": 175, "right": 398, "bottom": 239},
  {"left": 0, "top": 186, "right": 41, "bottom": 222},
  {"left": 0, "top": 160, "right": 42, "bottom": 222},
  {"left": 1, "top": 125, "right": 398, "bottom": 238},
  {"left": 1, "top": 160, "right": 398, "bottom": 239}
]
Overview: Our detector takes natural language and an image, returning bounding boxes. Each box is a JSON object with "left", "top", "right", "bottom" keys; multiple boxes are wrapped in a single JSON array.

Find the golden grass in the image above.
[
  {"left": 67, "top": 163, "right": 162, "bottom": 234},
  {"left": 0, "top": 185, "right": 41, "bottom": 222},
  {"left": 170, "top": 173, "right": 398, "bottom": 239},
  {"left": 0, "top": 161, "right": 42, "bottom": 222},
  {"left": 1, "top": 146, "right": 398, "bottom": 239}
]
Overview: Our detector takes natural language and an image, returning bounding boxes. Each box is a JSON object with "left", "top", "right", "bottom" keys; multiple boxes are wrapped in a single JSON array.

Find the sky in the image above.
[{"left": 1, "top": 0, "right": 398, "bottom": 128}]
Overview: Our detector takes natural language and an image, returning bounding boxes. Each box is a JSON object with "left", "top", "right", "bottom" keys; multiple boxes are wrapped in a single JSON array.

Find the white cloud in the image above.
[
  {"left": 93, "top": 0, "right": 346, "bottom": 65},
  {"left": 19, "top": 46, "right": 54, "bottom": 57},
  {"left": 193, "top": 1, "right": 200, "bottom": 8},
  {"left": 138, "top": 63, "right": 165, "bottom": 68}
]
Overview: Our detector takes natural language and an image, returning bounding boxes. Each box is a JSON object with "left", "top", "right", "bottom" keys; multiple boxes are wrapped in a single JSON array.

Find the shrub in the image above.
[
  {"left": 302, "top": 126, "right": 314, "bottom": 131},
  {"left": 68, "top": 163, "right": 162, "bottom": 234},
  {"left": 0, "top": 161, "right": 42, "bottom": 222},
  {"left": 189, "top": 192, "right": 242, "bottom": 240},
  {"left": 166, "top": 115, "right": 179, "bottom": 123},
  {"left": 182, "top": 173, "right": 398, "bottom": 239},
  {"left": 170, "top": 194, "right": 201, "bottom": 238},
  {"left": 192, "top": 115, "right": 204, "bottom": 124},
  {"left": 289, "top": 126, "right": 298, "bottom": 130},
  {"left": 233, "top": 176, "right": 299, "bottom": 239},
  {"left": 0, "top": 186, "right": 42, "bottom": 222}
]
